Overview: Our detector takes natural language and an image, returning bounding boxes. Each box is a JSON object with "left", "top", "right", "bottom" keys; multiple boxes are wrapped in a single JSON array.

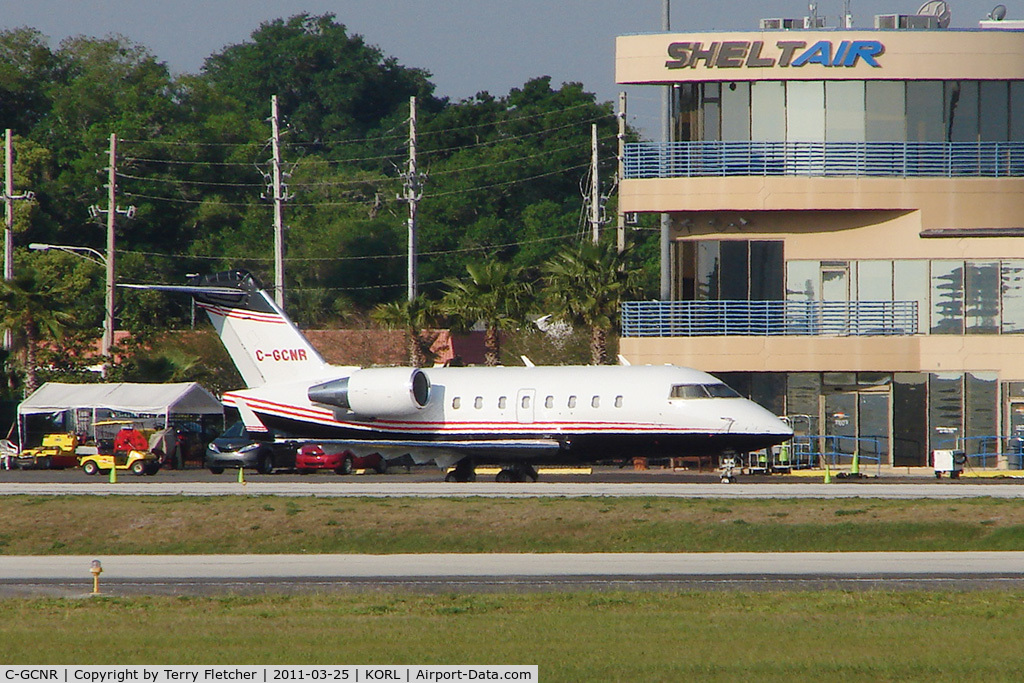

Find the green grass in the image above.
[
  {"left": 3, "top": 591, "right": 1024, "bottom": 681},
  {"left": 3, "top": 495, "right": 1024, "bottom": 554}
]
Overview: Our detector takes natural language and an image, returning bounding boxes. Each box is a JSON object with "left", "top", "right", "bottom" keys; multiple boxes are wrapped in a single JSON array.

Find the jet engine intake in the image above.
[{"left": 308, "top": 368, "right": 430, "bottom": 417}]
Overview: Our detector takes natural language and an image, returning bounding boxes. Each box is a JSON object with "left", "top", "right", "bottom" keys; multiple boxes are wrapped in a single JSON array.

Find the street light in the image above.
[{"left": 28, "top": 242, "right": 114, "bottom": 369}]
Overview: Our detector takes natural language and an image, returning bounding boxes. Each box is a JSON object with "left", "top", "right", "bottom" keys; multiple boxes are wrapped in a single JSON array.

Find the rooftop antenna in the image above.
[
  {"left": 918, "top": 0, "right": 952, "bottom": 28},
  {"left": 843, "top": 0, "right": 853, "bottom": 27},
  {"left": 989, "top": 3, "right": 1007, "bottom": 20}
]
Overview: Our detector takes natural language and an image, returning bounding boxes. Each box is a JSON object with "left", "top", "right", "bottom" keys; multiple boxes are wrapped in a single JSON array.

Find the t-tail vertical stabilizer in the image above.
[
  {"left": 193, "top": 271, "right": 325, "bottom": 388},
  {"left": 123, "top": 270, "right": 326, "bottom": 388}
]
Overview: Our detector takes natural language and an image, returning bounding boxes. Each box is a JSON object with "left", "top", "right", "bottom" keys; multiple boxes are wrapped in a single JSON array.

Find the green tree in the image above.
[
  {"left": 200, "top": 13, "right": 441, "bottom": 146},
  {"left": 0, "top": 266, "right": 75, "bottom": 394},
  {"left": 439, "top": 261, "right": 532, "bottom": 366},
  {"left": 370, "top": 296, "right": 439, "bottom": 367},
  {"left": 542, "top": 241, "right": 641, "bottom": 366}
]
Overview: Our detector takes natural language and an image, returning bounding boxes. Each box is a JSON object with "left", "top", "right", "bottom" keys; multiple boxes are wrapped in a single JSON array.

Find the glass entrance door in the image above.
[{"left": 824, "top": 390, "right": 891, "bottom": 467}]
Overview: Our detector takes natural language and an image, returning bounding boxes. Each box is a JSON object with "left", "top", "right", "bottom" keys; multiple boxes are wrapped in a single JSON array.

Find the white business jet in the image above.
[{"left": 124, "top": 271, "right": 792, "bottom": 481}]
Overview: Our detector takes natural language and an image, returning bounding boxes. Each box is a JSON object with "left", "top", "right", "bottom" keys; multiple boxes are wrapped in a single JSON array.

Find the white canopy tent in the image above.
[{"left": 16, "top": 382, "right": 223, "bottom": 450}]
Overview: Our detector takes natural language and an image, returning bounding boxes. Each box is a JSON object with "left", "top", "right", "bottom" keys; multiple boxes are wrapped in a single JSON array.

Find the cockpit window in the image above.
[{"left": 670, "top": 383, "right": 742, "bottom": 399}]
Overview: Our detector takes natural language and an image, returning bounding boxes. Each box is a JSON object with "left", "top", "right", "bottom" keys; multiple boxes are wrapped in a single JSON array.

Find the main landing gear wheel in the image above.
[
  {"left": 445, "top": 459, "right": 477, "bottom": 482},
  {"left": 495, "top": 464, "right": 539, "bottom": 483}
]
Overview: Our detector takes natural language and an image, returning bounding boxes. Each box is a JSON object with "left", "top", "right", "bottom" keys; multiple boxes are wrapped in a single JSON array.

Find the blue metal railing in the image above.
[
  {"left": 935, "top": 436, "right": 1024, "bottom": 469},
  {"left": 752, "top": 434, "right": 883, "bottom": 474},
  {"left": 620, "top": 300, "right": 918, "bottom": 337},
  {"left": 624, "top": 141, "right": 1024, "bottom": 179}
]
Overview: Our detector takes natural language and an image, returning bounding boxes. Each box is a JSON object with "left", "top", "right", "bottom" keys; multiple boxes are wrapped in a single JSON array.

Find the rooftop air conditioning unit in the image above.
[
  {"left": 875, "top": 13, "right": 901, "bottom": 28},
  {"left": 875, "top": 13, "right": 941, "bottom": 28},
  {"left": 760, "top": 18, "right": 802, "bottom": 29},
  {"left": 804, "top": 16, "right": 827, "bottom": 28}
]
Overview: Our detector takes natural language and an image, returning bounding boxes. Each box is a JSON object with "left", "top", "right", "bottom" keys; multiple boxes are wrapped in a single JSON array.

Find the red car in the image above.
[{"left": 295, "top": 443, "right": 388, "bottom": 475}]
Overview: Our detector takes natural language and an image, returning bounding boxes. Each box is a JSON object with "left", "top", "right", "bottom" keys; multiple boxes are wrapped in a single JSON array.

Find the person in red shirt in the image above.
[{"left": 113, "top": 424, "right": 148, "bottom": 454}]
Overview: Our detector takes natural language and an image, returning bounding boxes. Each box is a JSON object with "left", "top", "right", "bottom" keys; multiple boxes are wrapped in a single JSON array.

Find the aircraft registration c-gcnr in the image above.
[{"left": 123, "top": 271, "right": 792, "bottom": 482}]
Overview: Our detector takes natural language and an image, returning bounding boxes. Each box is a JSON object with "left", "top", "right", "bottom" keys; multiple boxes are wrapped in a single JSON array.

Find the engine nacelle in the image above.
[{"left": 307, "top": 368, "right": 430, "bottom": 417}]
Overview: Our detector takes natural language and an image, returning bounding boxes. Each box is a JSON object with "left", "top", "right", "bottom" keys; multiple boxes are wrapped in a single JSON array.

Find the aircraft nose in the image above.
[{"left": 733, "top": 402, "right": 794, "bottom": 438}]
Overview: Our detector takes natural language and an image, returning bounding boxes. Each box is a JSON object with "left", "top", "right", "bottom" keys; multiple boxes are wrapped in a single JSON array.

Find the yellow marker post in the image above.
[
  {"left": 237, "top": 467, "right": 245, "bottom": 485},
  {"left": 90, "top": 559, "right": 102, "bottom": 595},
  {"left": 108, "top": 464, "right": 116, "bottom": 484}
]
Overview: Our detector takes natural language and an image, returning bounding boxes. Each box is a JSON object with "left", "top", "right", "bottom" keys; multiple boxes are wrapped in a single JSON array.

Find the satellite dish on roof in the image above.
[
  {"left": 918, "top": 0, "right": 952, "bottom": 27},
  {"left": 990, "top": 3, "right": 1008, "bottom": 20}
]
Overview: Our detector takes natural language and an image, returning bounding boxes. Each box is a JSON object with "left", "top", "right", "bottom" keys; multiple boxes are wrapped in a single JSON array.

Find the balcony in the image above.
[
  {"left": 620, "top": 300, "right": 919, "bottom": 337},
  {"left": 623, "top": 141, "right": 1024, "bottom": 179}
]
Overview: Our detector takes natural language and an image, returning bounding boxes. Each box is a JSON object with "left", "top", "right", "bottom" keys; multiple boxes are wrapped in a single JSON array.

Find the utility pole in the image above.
[
  {"left": 269, "top": 95, "right": 288, "bottom": 309},
  {"left": 89, "top": 133, "right": 135, "bottom": 375},
  {"left": 617, "top": 92, "right": 627, "bottom": 254},
  {"left": 590, "top": 123, "right": 601, "bottom": 244},
  {"left": 399, "top": 96, "right": 425, "bottom": 302},
  {"left": 660, "top": 0, "right": 672, "bottom": 300},
  {"left": 3, "top": 129, "right": 35, "bottom": 350}
]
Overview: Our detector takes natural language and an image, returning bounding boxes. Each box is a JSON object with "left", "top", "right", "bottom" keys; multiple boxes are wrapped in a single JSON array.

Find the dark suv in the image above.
[{"left": 204, "top": 421, "right": 298, "bottom": 474}]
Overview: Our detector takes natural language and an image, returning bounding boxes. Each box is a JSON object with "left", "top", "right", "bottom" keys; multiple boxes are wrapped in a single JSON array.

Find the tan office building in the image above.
[{"left": 616, "top": 21, "right": 1024, "bottom": 468}]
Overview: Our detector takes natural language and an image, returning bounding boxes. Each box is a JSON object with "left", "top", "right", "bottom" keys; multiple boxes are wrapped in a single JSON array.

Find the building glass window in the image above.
[
  {"left": 857, "top": 261, "right": 893, "bottom": 301},
  {"left": 894, "top": 260, "right": 929, "bottom": 334},
  {"left": 1001, "top": 260, "right": 1024, "bottom": 333},
  {"left": 946, "top": 81, "right": 979, "bottom": 143},
  {"left": 906, "top": 81, "right": 944, "bottom": 142},
  {"left": 721, "top": 82, "right": 750, "bottom": 141},
  {"left": 965, "top": 261, "right": 1000, "bottom": 334},
  {"left": 929, "top": 373, "right": 963, "bottom": 453},
  {"left": 966, "top": 372, "right": 998, "bottom": 458},
  {"left": 673, "top": 83, "right": 699, "bottom": 142},
  {"left": 750, "top": 80, "right": 785, "bottom": 141},
  {"left": 1011, "top": 82, "right": 1024, "bottom": 142},
  {"left": 696, "top": 240, "right": 720, "bottom": 300},
  {"left": 786, "top": 81, "right": 825, "bottom": 142},
  {"left": 930, "top": 260, "right": 964, "bottom": 334},
  {"left": 720, "top": 241, "right": 749, "bottom": 300},
  {"left": 866, "top": 81, "right": 906, "bottom": 141},
  {"left": 893, "top": 373, "right": 928, "bottom": 467},
  {"left": 750, "top": 241, "right": 784, "bottom": 301},
  {"left": 786, "top": 261, "right": 819, "bottom": 302},
  {"left": 980, "top": 81, "right": 1009, "bottom": 142},
  {"left": 825, "top": 81, "right": 865, "bottom": 142},
  {"left": 701, "top": 82, "right": 720, "bottom": 141}
]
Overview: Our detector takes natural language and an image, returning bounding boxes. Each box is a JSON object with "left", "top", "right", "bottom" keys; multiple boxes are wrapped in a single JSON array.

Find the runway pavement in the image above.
[
  {"left": 3, "top": 552, "right": 1024, "bottom": 596},
  {"left": 2, "top": 481, "right": 1024, "bottom": 498}
]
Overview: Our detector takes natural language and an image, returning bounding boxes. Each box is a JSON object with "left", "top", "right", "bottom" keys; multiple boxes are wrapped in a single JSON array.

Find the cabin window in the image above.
[
  {"left": 592, "top": 396, "right": 601, "bottom": 408},
  {"left": 568, "top": 395, "right": 577, "bottom": 408},
  {"left": 474, "top": 396, "right": 483, "bottom": 409},
  {"left": 545, "top": 395, "right": 554, "bottom": 409},
  {"left": 615, "top": 395, "right": 623, "bottom": 408},
  {"left": 521, "top": 395, "right": 531, "bottom": 409},
  {"left": 452, "top": 397, "right": 461, "bottom": 409},
  {"left": 498, "top": 396, "right": 507, "bottom": 409}
]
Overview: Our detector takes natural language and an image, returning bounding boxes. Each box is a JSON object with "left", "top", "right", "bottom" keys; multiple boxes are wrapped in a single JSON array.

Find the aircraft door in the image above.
[{"left": 516, "top": 389, "right": 536, "bottom": 424}]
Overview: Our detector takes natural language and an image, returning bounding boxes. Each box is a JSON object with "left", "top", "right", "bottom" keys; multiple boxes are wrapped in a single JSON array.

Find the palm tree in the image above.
[
  {"left": 542, "top": 241, "right": 641, "bottom": 366},
  {"left": 0, "top": 266, "right": 75, "bottom": 394},
  {"left": 370, "top": 295, "right": 439, "bottom": 367},
  {"left": 439, "top": 262, "right": 532, "bottom": 366}
]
